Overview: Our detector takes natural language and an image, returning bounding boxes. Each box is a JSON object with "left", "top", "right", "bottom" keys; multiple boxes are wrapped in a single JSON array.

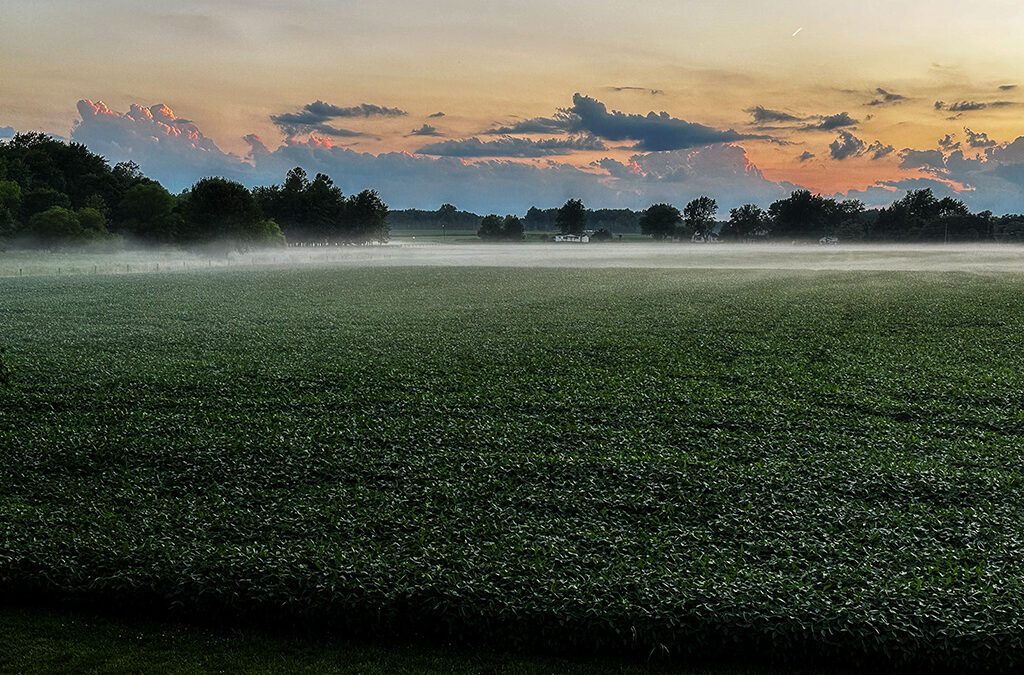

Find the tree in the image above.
[
  {"left": 0, "top": 180, "right": 21, "bottom": 238},
  {"left": 180, "top": 177, "right": 283, "bottom": 251},
  {"left": 115, "top": 182, "right": 179, "bottom": 242},
  {"left": 76, "top": 207, "right": 109, "bottom": 239},
  {"left": 502, "top": 215, "right": 524, "bottom": 241},
  {"left": 722, "top": 204, "right": 767, "bottom": 241},
  {"left": 27, "top": 207, "right": 82, "bottom": 247},
  {"left": 640, "top": 203, "right": 682, "bottom": 240},
  {"left": 478, "top": 214, "right": 504, "bottom": 240},
  {"left": 591, "top": 228, "right": 614, "bottom": 242},
  {"left": 769, "top": 190, "right": 831, "bottom": 240},
  {"left": 555, "top": 199, "right": 587, "bottom": 235},
  {"left": 346, "top": 189, "right": 389, "bottom": 243},
  {"left": 684, "top": 196, "right": 718, "bottom": 241}
]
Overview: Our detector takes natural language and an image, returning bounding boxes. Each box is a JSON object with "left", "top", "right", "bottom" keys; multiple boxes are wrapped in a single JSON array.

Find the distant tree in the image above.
[
  {"left": 22, "top": 187, "right": 72, "bottom": 218},
  {"left": 478, "top": 214, "right": 504, "bottom": 240},
  {"left": 524, "top": 206, "right": 553, "bottom": 231},
  {"left": 591, "top": 227, "right": 614, "bottom": 242},
  {"left": 115, "top": 182, "right": 179, "bottom": 242},
  {"left": 722, "top": 204, "right": 767, "bottom": 241},
  {"left": 478, "top": 214, "right": 523, "bottom": 241},
  {"left": 27, "top": 206, "right": 82, "bottom": 247},
  {"left": 872, "top": 189, "right": 977, "bottom": 241},
  {"left": 180, "top": 177, "right": 284, "bottom": 250},
  {"left": 437, "top": 203, "right": 458, "bottom": 226},
  {"left": 346, "top": 189, "right": 389, "bottom": 243},
  {"left": 769, "top": 190, "right": 832, "bottom": 240},
  {"left": 76, "top": 207, "right": 109, "bottom": 239},
  {"left": 640, "top": 203, "right": 682, "bottom": 240},
  {"left": 555, "top": 199, "right": 587, "bottom": 235},
  {"left": 684, "top": 196, "right": 718, "bottom": 241},
  {"left": 502, "top": 214, "right": 524, "bottom": 241}
]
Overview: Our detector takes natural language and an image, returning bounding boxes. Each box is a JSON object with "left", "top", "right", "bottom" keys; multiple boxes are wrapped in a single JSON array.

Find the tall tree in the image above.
[
  {"left": 639, "top": 203, "right": 682, "bottom": 240},
  {"left": 555, "top": 199, "right": 587, "bottom": 235},
  {"left": 684, "top": 196, "right": 718, "bottom": 241},
  {"left": 722, "top": 204, "right": 767, "bottom": 241}
]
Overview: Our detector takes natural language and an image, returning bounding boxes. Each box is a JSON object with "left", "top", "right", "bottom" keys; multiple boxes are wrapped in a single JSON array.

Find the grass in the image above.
[
  {"left": 2, "top": 264, "right": 1024, "bottom": 668},
  {"left": 6, "top": 606, "right": 788, "bottom": 674}
]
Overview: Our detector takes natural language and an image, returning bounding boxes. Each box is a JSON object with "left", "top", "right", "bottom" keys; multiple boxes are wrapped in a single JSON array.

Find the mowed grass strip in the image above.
[{"left": 2, "top": 266, "right": 1024, "bottom": 668}]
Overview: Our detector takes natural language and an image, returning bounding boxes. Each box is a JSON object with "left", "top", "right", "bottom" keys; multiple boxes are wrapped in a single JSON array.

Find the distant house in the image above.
[{"left": 554, "top": 234, "right": 590, "bottom": 243}]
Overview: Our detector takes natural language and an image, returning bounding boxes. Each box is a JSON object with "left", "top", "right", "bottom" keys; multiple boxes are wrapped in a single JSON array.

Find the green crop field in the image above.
[{"left": 3, "top": 260, "right": 1024, "bottom": 669}]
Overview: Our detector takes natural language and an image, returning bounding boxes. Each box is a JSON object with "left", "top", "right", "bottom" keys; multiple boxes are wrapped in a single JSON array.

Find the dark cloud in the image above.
[
  {"left": 746, "top": 106, "right": 804, "bottom": 125},
  {"left": 866, "top": 88, "right": 907, "bottom": 106},
  {"left": 483, "top": 117, "right": 571, "bottom": 135},
  {"left": 829, "top": 130, "right": 866, "bottom": 160},
  {"left": 408, "top": 124, "right": 444, "bottom": 138},
  {"left": 606, "top": 86, "right": 665, "bottom": 95},
  {"left": 565, "top": 93, "right": 753, "bottom": 151},
  {"left": 428, "top": 112, "right": 446, "bottom": 118},
  {"left": 271, "top": 100, "right": 406, "bottom": 137},
  {"left": 866, "top": 140, "right": 895, "bottom": 160},
  {"left": 935, "top": 100, "right": 1017, "bottom": 113},
  {"left": 965, "top": 128, "right": 997, "bottom": 149},
  {"left": 796, "top": 150, "right": 816, "bottom": 162},
  {"left": 938, "top": 134, "right": 960, "bottom": 151},
  {"left": 899, "top": 149, "right": 946, "bottom": 170},
  {"left": 999, "top": 85, "right": 1018, "bottom": 92},
  {"left": 806, "top": 112, "right": 859, "bottom": 131},
  {"left": 415, "top": 135, "right": 605, "bottom": 158}
]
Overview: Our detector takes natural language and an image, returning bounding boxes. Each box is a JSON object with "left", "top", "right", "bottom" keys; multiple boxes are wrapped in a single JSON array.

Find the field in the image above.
[{"left": 2, "top": 248, "right": 1024, "bottom": 669}]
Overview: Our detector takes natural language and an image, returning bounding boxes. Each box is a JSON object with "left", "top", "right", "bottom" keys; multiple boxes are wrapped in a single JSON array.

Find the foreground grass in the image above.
[
  {"left": 2, "top": 266, "right": 1024, "bottom": 668},
  {"left": 6, "top": 607, "right": 761, "bottom": 674}
]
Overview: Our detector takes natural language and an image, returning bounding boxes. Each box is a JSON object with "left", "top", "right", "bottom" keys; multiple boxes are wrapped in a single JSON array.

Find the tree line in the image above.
[
  {"left": 475, "top": 191, "right": 1024, "bottom": 243},
  {"left": 0, "top": 134, "right": 388, "bottom": 251}
]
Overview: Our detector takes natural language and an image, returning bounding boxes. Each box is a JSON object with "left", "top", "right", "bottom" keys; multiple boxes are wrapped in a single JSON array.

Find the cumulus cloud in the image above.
[
  {"left": 65, "top": 99, "right": 796, "bottom": 213},
  {"left": 866, "top": 140, "right": 896, "bottom": 160},
  {"left": 428, "top": 112, "right": 446, "bottom": 118},
  {"left": 415, "top": 136, "right": 606, "bottom": 159},
  {"left": 829, "top": 131, "right": 866, "bottom": 160},
  {"left": 866, "top": 88, "right": 907, "bottom": 106},
  {"left": 938, "top": 134, "right": 960, "bottom": 151},
  {"left": 564, "top": 93, "right": 754, "bottom": 151},
  {"left": 806, "top": 112, "right": 859, "bottom": 132},
  {"left": 965, "top": 128, "right": 997, "bottom": 149},
  {"left": 796, "top": 151, "right": 816, "bottom": 162},
  {"left": 270, "top": 100, "right": 406, "bottom": 138},
  {"left": 408, "top": 124, "right": 444, "bottom": 137},
  {"left": 483, "top": 117, "right": 572, "bottom": 135},
  {"left": 746, "top": 106, "right": 804, "bottom": 125},
  {"left": 416, "top": 135, "right": 605, "bottom": 158}
]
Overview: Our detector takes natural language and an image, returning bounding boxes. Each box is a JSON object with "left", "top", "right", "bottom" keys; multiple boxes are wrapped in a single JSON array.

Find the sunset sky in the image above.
[{"left": 4, "top": 0, "right": 1024, "bottom": 212}]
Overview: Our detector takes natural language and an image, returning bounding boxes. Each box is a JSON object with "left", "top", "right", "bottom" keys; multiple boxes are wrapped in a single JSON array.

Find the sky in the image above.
[{"left": 3, "top": 0, "right": 1024, "bottom": 213}]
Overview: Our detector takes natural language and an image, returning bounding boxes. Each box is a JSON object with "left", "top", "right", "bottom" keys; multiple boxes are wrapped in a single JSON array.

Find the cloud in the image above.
[
  {"left": 806, "top": 112, "right": 859, "bottom": 131},
  {"left": 415, "top": 135, "right": 605, "bottom": 157},
  {"left": 270, "top": 100, "right": 406, "bottom": 137},
  {"left": 483, "top": 117, "right": 572, "bottom": 135},
  {"left": 65, "top": 98, "right": 797, "bottom": 213},
  {"left": 564, "top": 93, "right": 754, "bottom": 151},
  {"left": 899, "top": 149, "right": 947, "bottom": 171},
  {"left": 796, "top": 151, "right": 816, "bottom": 162},
  {"left": 866, "top": 88, "right": 907, "bottom": 106},
  {"left": 0, "top": 126, "right": 14, "bottom": 140},
  {"left": 829, "top": 131, "right": 866, "bottom": 160},
  {"left": 938, "top": 134, "right": 960, "bottom": 151},
  {"left": 965, "top": 128, "right": 997, "bottom": 149},
  {"left": 606, "top": 86, "right": 665, "bottom": 95},
  {"left": 428, "top": 112, "right": 446, "bottom": 118},
  {"left": 999, "top": 85, "right": 1018, "bottom": 92},
  {"left": 866, "top": 140, "right": 896, "bottom": 160},
  {"left": 408, "top": 124, "right": 444, "bottom": 138},
  {"left": 746, "top": 106, "right": 804, "bottom": 125},
  {"left": 935, "top": 100, "right": 1017, "bottom": 112}
]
